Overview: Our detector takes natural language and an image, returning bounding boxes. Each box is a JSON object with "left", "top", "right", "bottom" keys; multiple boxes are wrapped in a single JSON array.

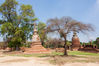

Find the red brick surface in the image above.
[
  {"left": 72, "top": 36, "right": 80, "bottom": 50},
  {"left": 24, "top": 42, "right": 50, "bottom": 54}
]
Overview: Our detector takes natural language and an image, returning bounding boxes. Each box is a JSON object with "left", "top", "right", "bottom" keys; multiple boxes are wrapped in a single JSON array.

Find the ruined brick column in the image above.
[{"left": 72, "top": 32, "right": 80, "bottom": 50}]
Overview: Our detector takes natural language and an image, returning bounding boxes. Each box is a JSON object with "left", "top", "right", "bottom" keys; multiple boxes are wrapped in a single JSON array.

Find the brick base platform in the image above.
[{"left": 24, "top": 42, "right": 51, "bottom": 54}]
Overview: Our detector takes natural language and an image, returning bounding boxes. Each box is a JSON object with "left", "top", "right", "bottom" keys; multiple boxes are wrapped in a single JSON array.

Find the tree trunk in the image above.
[
  {"left": 16, "top": 45, "right": 20, "bottom": 51},
  {"left": 64, "top": 37, "right": 68, "bottom": 56},
  {"left": 70, "top": 45, "right": 73, "bottom": 51},
  {"left": 41, "top": 40, "right": 44, "bottom": 46}
]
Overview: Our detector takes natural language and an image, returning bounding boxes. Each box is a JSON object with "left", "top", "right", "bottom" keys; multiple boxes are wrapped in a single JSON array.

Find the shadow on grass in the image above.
[{"left": 4, "top": 51, "right": 88, "bottom": 58}]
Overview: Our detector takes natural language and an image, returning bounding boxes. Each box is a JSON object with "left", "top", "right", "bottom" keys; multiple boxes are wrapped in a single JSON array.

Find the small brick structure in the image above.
[{"left": 78, "top": 45, "right": 99, "bottom": 53}]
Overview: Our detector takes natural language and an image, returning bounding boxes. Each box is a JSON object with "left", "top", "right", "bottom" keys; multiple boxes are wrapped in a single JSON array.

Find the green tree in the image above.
[
  {"left": 96, "top": 37, "right": 99, "bottom": 48},
  {"left": 38, "top": 22, "right": 47, "bottom": 46},
  {"left": 0, "top": 0, "right": 37, "bottom": 50},
  {"left": 0, "top": 0, "right": 18, "bottom": 22}
]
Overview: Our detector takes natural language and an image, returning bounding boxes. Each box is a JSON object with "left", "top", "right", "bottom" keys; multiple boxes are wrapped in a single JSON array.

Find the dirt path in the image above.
[
  {"left": 64, "top": 63, "right": 99, "bottom": 66},
  {"left": 0, "top": 56, "right": 55, "bottom": 66},
  {"left": 0, "top": 56, "right": 99, "bottom": 66}
]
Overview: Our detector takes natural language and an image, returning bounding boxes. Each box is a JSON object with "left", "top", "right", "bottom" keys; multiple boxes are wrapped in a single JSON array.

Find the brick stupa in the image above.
[
  {"left": 72, "top": 32, "right": 80, "bottom": 50},
  {"left": 24, "top": 23, "right": 50, "bottom": 54}
]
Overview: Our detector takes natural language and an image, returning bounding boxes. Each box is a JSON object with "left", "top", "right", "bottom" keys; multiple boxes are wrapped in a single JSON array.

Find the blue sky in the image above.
[{"left": 0, "top": 0, "right": 99, "bottom": 42}]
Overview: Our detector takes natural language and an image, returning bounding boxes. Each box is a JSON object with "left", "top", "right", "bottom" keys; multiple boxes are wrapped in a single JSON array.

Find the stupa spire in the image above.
[
  {"left": 33, "top": 22, "right": 38, "bottom": 35},
  {"left": 32, "top": 22, "right": 40, "bottom": 42}
]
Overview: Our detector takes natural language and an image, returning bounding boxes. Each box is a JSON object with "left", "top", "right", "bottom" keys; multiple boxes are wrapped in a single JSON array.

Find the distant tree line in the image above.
[{"left": 80, "top": 37, "right": 99, "bottom": 49}]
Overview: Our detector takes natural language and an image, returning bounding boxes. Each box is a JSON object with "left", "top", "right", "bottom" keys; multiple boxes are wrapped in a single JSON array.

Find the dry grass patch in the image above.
[
  {"left": 49, "top": 51, "right": 99, "bottom": 65},
  {"left": 50, "top": 55, "right": 87, "bottom": 65}
]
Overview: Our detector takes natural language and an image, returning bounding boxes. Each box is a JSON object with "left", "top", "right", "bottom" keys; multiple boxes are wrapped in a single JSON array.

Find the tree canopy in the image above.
[
  {"left": 38, "top": 22, "right": 47, "bottom": 46},
  {"left": 0, "top": 0, "right": 37, "bottom": 50}
]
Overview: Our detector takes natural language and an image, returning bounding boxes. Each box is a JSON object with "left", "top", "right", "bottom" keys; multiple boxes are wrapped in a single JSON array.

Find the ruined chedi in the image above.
[
  {"left": 72, "top": 32, "right": 80, "bottom": 50},
  {"left": 24, "top": 23, "right": 50, "bottom": 53}
]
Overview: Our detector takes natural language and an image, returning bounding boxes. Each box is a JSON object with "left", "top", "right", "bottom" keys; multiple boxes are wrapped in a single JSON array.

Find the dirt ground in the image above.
[
  {"left": 0, "top": 56, "right": 54, "bottom": 66},
  {"left": 0, "top": 55, "right": 99, "bottom": 66}
]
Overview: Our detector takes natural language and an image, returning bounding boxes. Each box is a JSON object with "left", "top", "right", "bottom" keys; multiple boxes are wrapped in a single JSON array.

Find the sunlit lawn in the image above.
[{"left": 68, "top": 51, "right": 99, "bottom": 56}]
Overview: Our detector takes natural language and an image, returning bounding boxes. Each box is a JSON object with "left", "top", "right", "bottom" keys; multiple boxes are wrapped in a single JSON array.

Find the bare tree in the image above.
[
  {"left": 46, "top": 17, "right": 94, "bottom": 56},
  {"left": 46, "top": 38, "right": 63, "bottom": 48}
]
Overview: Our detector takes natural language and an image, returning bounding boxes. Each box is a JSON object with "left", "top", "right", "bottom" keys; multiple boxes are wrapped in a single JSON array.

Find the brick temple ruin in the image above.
[
  {"left": 24, "top": 23, "right": 50, "bottom": 54},
  {"left": 78, "top": 41, "right": 99, "bottom": 53},
  {"left": 72, "top": 32, "right": 80, "bottom": 50},
  {"left": 71, "top": 32, "right": 99, "bottom": 53}
]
